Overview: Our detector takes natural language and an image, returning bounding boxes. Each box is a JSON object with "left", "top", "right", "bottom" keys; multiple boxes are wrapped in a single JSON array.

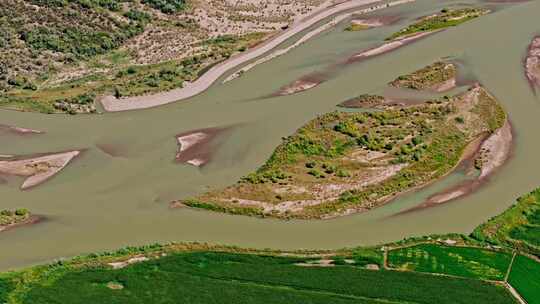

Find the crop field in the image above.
[
  {"left": 7, "top": 252, "right": 515, "bottom": 304},
  {"left": 508, "top": 255, "right": 540, "bottom": 304},
  {"left": 387, "top": 244, "right": 513, "bottom": 281}
]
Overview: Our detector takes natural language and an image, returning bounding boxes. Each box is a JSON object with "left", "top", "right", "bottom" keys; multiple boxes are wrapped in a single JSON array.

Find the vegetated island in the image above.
[
  {"left": 3, "top": 187, "right": 540, "bottom": 304},
  {"left": 338, "top": 62, "right": 458, "bottom": 108},
  {"left": 0, "top": 150, "right": 80, "bottom": 190},
  {"left": 0, "top": 208, "right": 38, "bottom": 233},
  {"left": 525, "top": 36, "right": 540, "bottom": 91},
  {"left": 349, "top": 7, "right": 489, "bottom": 62},
  {"left": 175, "top": 81, "right": 507, "bottom": 219},
  {"left": 386, "top": 7, "right": 490, "bottom": 41},
  {"left": 389, "top": 61, "right": 457, "bottom": 92}
]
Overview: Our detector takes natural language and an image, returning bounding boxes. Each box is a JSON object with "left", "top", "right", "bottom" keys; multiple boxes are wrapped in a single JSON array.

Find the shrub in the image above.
[{"left": 15, "top": 208, "right": 29, "bottom": 216}]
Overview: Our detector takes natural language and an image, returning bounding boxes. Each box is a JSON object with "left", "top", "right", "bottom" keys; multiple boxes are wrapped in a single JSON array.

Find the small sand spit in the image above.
[
  {"left": 421, "top": 120, "right": 512, "bottom": 207},
  {"left": 0, "top": 151, "right": 80, "bottom": 190},
  {"left": 352, "top": 30, "right": 438, "bottom": 60},
  {"left": 108, "top": 256, "right": 149, "bottom": 269},
  {"left": 295, "top": 259, "right": 335, "bottom": 267},
  {"left": 176, "top": 127, "right": 228, "bottom": 167},
  {"left": 525, "top": 36, "right": 540, "bottom": 90},
  {"left": 0, "top": 124, "right": 43, "bottom": 135},
  {"left": 276, "top": 78, "right": 321, "bottom": 96}
]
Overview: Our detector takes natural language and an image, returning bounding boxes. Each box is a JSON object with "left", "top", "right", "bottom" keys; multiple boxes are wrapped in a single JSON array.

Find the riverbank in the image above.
[{"left": 99, "top": 0, "right": 415, "bottom": 112}]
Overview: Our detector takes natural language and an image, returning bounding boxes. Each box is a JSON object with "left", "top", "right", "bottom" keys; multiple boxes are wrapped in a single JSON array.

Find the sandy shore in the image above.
[
  {"left": 431, "top": 77, "right": 457, "bottom": 92},
  {"left": 0, "top": 124, "right": 43, "bottom": 135},
  {"left": 419, "top": 120, "right": 513, "bottom": 208},
  {"left": 99, "top": 0, "right": 420, "bottom": 112},
  {"left": 0, "top": 151, "right": 81, "bottom": 190},
  {"left": 276, "top": 78, "right": 322, "bottom": 96},
  {"left": 352, "top": 30, "right": 439, "bottom": 60},
  {"left": 525, "top": 36, "right": 540, "bottom": 91},
  {"left": 176, "top": 127, "right": 228, "bottom": 167}
]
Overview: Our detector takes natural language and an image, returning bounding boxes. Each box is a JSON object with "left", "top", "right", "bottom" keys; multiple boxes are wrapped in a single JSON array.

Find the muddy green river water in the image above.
[{"left": 1, "top": 0, "right": 539, "bottom": 271}]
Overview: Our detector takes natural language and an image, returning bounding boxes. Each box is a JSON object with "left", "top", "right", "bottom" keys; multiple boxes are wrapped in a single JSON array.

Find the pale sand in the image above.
[
  {"left": 177, "top": 132, "right": 209, "bottom": 153},
  {"left": 100, "top": 0, "right": 417, "bottom": 112},
  {"left": 354, "top": 30, "right": 438, "bottom": 59},
  {"left": 224, "top": 163, "right": 407, "bottom": 215},
  {"left": 478, "top": 119, "right": 513, "bottom": 179},
  {"left": 108, "top": 256, "right": 149, "bottom": 269},
  {"left": 525, "top": 37, "right": 540, "bottom": 89},
  {"left": 175, "top": 127, "right": 228, "bottom": 167},
  {"left": 0, "top": 151, "right": 80, "bottom": 190},
  {"left": 432, "top": 77, "right": 457, "bottom": 92},
  {"left": 421, "top": 120, "right": 512, "bottom": 207},
  {"left": 350, "top": 18, "right": 384, "bottom": 27}
]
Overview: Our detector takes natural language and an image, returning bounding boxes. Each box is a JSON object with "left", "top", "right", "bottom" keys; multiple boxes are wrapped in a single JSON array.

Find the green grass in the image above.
[
  {"left": 13, "top": 252, "right": 515, "bottom": 304},
  {"left": 388, "top": 244, "right": 513, "bottom": 281},
  {"left": 508, "top": 255, "right": 540, "bottom": 304},
  {"left": 386, "top": 8, "right": 489, "bottom": 40}
]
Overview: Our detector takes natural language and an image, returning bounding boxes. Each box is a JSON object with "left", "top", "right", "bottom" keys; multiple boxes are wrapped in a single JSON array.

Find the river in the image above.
[{"left": 1, "top": 0, "right": 539, "bottom": 271}]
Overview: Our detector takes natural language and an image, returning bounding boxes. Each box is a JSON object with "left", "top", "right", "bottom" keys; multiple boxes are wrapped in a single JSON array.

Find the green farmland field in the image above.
[
  {"left": 11, "top": 252, "right": 515, "bottom": 304},
  {"left": 387, "top": 244, "right": 513, "bottom": 281},
  {"left": 508, "top": 255, "right": 540, "bottom": 304}
]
